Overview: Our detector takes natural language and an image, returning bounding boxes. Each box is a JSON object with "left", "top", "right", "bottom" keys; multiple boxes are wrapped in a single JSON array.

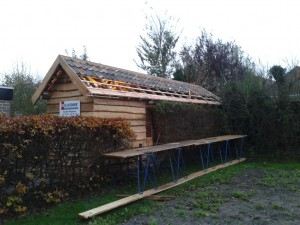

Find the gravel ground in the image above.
[{"left": 121, "top": 167, "right": 300, "bottom": 225}]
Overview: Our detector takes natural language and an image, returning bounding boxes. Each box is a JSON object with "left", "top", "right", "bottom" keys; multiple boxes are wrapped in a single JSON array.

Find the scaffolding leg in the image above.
[
  {"left": 206, "top": 144, "right": 211, "bottom": 168},
  {"left": 169, "top": 155, "right": 175, "bottom": 181},
  {"left": 199, "top": 146, "right": 205, "bottom": 169},
  {"left": 219, "top": 143, "right": 223, "bottom": 163},
  {"left": 169, "top": 148, "right": 185, "bottom": 182},
  {"left": 143, "top": 155, "right": 150, "bottom": 191},
  {"left": 224, "top": 140, "right": 229, "bottom": 162},
  {"left": 176, "top": 148, "right": 185, "bottom": 179},
  {"left": 149, "top": 153, "right": 158, "bottom": 188},
  {"left": 137, "top": 156, "right": 142, "bottom": 194},
  {"left": 235, "top": 141, "right": 239, "bottom": 159},
  {"left": 143, "top": 153, "right": 158, "bottom": 191},
  {"left": 239, "top": 137, "right": 245, "bottom": 158},
  {"left": 210, "top": 145, "right": 214, "bottom": 162}
]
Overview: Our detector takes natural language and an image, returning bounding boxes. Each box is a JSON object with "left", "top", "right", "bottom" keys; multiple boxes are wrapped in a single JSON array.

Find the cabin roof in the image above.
[{"left": 32, "top": 55, "right": 220, "bottom": 105}]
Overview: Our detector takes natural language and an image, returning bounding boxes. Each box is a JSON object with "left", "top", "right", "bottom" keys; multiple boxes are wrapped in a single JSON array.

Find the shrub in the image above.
[
  {"left": 153, "top": 101, "right": 221, "bottom": 144},
  {"left": 0, "top": 115, "right": 133, "bottom": 217},
  {"left": 220, "top": 75, "right": 300, "bottom": 159}
]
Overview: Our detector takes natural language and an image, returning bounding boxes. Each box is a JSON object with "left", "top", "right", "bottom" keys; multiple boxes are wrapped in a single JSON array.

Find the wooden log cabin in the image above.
[{"left": 32, "top": 55, "right": 220, "bottom": 148}]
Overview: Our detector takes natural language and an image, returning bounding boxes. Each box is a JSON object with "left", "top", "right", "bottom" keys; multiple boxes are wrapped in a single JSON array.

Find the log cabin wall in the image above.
[
  {"left": 46, "top": 72, "right": 151, "bottom": 148},
  {"left": 46, "top": 72, "right": 93, "bottom": 114},
  {"left": 84, "top": 98, "right": 150, "bottom": 148}
]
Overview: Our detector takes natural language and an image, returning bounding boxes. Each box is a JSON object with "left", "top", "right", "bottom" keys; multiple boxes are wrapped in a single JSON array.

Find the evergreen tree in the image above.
[
  {"left": 2, "top": 63, "right": 46, "bottom": 115},
  {"left": 136, "top": 16, "right": 179, "bottom": 78}
]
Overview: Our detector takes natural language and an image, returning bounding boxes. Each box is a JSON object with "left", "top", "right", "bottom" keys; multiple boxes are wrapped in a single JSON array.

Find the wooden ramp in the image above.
[{"left": 79, "top": 158, "right": 246, "bottom": 219}]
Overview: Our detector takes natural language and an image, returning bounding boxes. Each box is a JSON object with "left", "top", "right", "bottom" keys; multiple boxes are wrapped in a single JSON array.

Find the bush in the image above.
[
  {"left": 153, "top": 101, "right": 221, "bottom": 144},
  {"left": 220, "top": 75, "right": 300, "bottom": 159},
  {"left": 0, "top": 115, "right": 133, "bottom": 217}
]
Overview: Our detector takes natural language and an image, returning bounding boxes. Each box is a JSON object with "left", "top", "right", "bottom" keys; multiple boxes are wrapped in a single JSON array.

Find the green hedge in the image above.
[
  {"left": 0, "top": 115, "right": 133, "bottom": 217},
  {"left": 152, "top": 101, "right": 221, "bottom": 144},
  {"left": 220, "top": 75, "right": 300, "bottom": 159}
]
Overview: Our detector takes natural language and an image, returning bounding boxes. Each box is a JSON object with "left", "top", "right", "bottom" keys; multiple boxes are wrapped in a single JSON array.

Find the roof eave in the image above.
[
  {"left": 32, "top": 55, "right": 90, "bottom": 104},
  {"left": 88, "top": 88, "right": 221, "bottom": 105},
  {"left": 32, "top": 56, "right": 61, "bottom": 104}
]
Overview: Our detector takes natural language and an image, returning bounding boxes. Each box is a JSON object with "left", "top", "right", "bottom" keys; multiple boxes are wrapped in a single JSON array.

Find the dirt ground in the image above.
[{"left": 121, "top": 166, "right": 300, "bottom": 225}]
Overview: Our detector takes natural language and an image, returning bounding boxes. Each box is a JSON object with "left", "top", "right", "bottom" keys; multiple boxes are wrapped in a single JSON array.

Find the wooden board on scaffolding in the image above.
[
  {"left": 103, "top": 135, "right": 247, "bottom": 159},
  {"left": 79, "top": 157, "right": 246, "bottom": 219}
]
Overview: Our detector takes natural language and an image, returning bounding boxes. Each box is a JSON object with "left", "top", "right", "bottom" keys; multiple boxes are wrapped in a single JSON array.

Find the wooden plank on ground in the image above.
[
  {"left": 116, "top": 194, "right": 175, "bottom": 201},
  {"left": 78, "top": 158, "right": 246, "bottom": 219}
]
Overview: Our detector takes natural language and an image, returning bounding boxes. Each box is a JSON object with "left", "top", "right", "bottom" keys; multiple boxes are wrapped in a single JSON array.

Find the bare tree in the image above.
[
  {"left": 283, "top": 57, "right": 300, "bottom": 71},
  {"left": 174, "top": 30, "right": 254, "bottom": 92}
]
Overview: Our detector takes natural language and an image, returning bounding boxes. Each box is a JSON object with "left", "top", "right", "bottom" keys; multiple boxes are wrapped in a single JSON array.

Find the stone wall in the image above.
[{"left": 0, "top": 100, "right": 11, "bottom": 116}]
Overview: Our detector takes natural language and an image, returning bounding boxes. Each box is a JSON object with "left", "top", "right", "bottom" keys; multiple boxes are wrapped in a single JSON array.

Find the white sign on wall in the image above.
[{"left": 59, "top": 100, "right": 80, "bottom": 117}]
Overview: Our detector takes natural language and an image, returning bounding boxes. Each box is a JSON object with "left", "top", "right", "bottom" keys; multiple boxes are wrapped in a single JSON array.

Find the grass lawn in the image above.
[{"left": 5, "top": 161, "right": 300, "bottom": 225}]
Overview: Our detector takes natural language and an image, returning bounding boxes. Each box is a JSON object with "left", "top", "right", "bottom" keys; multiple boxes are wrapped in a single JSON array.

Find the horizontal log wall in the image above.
[
  {"left": 46, "top": 74, "right": 93, "bottom": 114},
  {"left": 87, "top": 98, "right": 149, "bottom": 148},
  {"left": 46, "top": 74, "right": 150, "bottom": 148}
]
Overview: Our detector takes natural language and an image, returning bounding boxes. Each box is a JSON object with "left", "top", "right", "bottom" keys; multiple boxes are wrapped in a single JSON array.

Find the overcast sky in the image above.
[{"left": 0, "top": 0, "right": 300, "bottom": 80}]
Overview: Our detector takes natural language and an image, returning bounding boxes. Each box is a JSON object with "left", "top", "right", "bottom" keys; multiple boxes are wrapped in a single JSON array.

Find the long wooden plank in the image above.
[
  {"left": 82, "top": 112, "right": 146, "bottom": 120},
  {"left": 89, "top": 88, "right": 220, "bottom": 105},
  {"left": 94, "top": 105, "right": 146, "bottom": 114},
  {"left": 94, "top": 98, "right": 146, "bottom": 108},
  {"left": 52, "top": 82, "right": 78, "bottom": 91},
  {"left": 78, "top": 158, "right": 246, "bottom": 219},
  {"left": 83, "top": 79, "right": 216, "bottom": 102},
  {"left": 104, "top": 135, "right": 247, "bottom": 159},
  {"left": 128, "top": 120, "right": 146, "bottom": 126},
  {"left": 116, "top": 194, "right": 175, "bottom": 201},
  {"left": 50, "top": 90, "right": 82, "bottom": 98},
  {"left": 131, "top": 126, "right": 146, "bottom": 133},
  {"left": 47, "top": 96, "right": 93, "bottom": 105},
  {"left": 130, "top": 132, "right": 146, "bottom": 141}
]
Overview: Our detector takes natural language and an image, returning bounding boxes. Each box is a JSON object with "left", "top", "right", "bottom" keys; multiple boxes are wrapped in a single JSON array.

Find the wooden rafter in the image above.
[
  {"left": 88, "top": 87, "right": 220, "bottom": 105},
  {"left": 80, "top": 76, "right": 218, "bottom": 103}
]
